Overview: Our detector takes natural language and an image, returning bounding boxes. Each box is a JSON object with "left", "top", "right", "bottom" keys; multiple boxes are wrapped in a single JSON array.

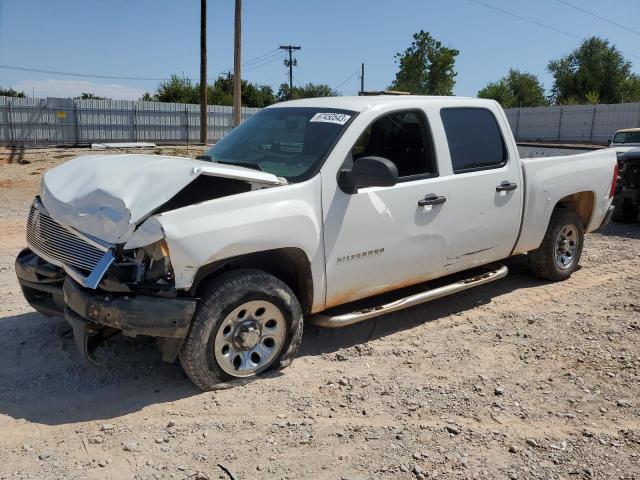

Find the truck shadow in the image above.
[
  {"left": 596, "top": 220, "right": 640, "bottom": 240},
  {"left": 0, "top": 311, "right": 199, "bottom": 426},
  {"left": 0, "top": 257, "right": 559, "bottom": 426},
  {"left": 299, "top": 255, "right": 546, "bottom": 357}
]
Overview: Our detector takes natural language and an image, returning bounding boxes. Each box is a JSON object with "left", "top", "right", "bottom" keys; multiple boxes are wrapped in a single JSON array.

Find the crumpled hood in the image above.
[{"left": 41, "top": 154, "right": 286, "bottom": 244}]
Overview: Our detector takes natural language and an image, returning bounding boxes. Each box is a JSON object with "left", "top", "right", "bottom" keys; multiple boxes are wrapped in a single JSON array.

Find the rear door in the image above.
[{"left": 436, "top": 107, "right": 523, "bottom": 270}]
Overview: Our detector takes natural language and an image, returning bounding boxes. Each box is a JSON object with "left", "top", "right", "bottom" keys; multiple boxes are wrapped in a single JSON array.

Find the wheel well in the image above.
[
  {"left": 189, "top": 248, "right": 314, "bottom": 314},
  {"left": 555, "top": 191, "right": 595, "bottom": 228}
]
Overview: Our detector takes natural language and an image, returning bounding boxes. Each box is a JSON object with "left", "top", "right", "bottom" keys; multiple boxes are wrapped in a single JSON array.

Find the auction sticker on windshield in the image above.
[{"left": 310, "top": 112, "right": 351, "bottom": 125}]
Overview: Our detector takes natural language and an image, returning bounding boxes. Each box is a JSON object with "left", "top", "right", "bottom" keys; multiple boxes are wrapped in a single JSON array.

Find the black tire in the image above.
[
  {"left": 611, "top": 203, "right": 639, "bottom": 223},
  {"left": 179, "top": 269, "right": 303, "bottom": 391},
  {"left": 528, "top": 208, "right": 584, "bottom": 281}
]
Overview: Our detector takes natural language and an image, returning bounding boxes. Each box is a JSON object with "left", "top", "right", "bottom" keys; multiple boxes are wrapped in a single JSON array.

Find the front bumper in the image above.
[{"left": 16, "top": 248, "right": 197, "bottom": 363}]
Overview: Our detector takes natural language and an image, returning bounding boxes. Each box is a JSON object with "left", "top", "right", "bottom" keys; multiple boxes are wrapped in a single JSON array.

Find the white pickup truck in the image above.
[{"left": 16, "top": 96, "right": 617, "bottom": 390}]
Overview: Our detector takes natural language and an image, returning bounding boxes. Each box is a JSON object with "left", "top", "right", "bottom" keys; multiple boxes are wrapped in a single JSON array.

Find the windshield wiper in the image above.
[
  {"left": 196, "top": 154, "right": 263, "bottom": 172},
  {"left": 216, "top": 160, "right": 265, "bottom": 172}
]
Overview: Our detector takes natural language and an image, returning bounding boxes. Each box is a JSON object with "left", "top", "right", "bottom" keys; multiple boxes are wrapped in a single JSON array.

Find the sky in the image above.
[{"left": 0, "top": 0, "right": 639, "bottom": 101}]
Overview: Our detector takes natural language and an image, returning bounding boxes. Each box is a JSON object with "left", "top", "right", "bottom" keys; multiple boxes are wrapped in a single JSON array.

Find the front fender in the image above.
[{"left": 155, "top": 175, "right": 325, "bottom": 310}]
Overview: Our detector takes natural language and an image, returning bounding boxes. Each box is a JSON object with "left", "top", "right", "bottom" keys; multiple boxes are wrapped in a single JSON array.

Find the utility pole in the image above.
[
  {"left": 279, "top": 45, "right": 301, "bottom": 100},
  {"left": 199, "top": 0, "right": 207, "bottom": 144},
  {"left": 360, "top": 62, "right": 365, "bottom": 94},
  {"left": 233, "top": 0, "right": 242, "bottom": 127}
]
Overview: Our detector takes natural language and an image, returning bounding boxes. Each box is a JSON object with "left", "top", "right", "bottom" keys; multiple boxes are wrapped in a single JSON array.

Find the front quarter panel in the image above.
[{"left": 156, "top": 175, "right": 325, "bottom": 311}]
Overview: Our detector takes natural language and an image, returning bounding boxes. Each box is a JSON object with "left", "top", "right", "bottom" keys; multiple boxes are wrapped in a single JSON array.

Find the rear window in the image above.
[
  {"left": 440, "top": 108, "right": 507, "bottom": 173},
  {"left": 613, "top": 131, "right": 640, "bottom": 144}
]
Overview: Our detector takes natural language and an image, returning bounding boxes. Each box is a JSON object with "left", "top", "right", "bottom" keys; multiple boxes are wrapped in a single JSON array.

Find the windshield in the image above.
[
  {"left": 202, "top": 107, "right": 356, "bottom": 182},
  {"left": 613, "top": 131, "right": 640, "bottom": 144}
]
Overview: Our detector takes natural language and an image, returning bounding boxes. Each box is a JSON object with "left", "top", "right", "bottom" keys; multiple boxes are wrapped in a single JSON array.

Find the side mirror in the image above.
[
  {"left": 338, "top": 156, "right": 398, "bottom": 194},
  {"left": 608, "top": 138, "right": 612, "bottom": 145}
]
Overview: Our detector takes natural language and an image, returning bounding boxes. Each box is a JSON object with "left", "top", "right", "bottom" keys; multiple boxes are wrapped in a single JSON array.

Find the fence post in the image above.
[
  {"left": 8, "top": 98, "right": 15, "bottom": 147},
  {"left": 185, "top": 106, "right": 189, "bottom": 145},
  {"left": 556, "top": 107, "right": 564, "bottom": 142},
  {"left": 515, "top": 109, "right": 521, "bottom": 141},
  {"left": 133, "top": 104, "right": 138, "bottom": 142},
  {"left": 589, "top": 106, "right": 597, "bottom": 143},
  {"left": 74, "top": 101, "right": 80, "bottom": 146}
]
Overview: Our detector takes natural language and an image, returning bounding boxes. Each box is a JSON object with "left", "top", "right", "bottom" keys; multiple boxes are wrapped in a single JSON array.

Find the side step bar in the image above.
[{"left": 309, "top": 265, "right": 508, "bottom": 328}]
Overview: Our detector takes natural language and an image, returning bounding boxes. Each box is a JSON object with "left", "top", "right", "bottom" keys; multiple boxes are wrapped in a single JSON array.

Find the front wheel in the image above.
[
  {"left": 528, "top": 209, "right": 584, "bottom": 281},
  {"left": 179, "top": 269, "right": 303, "bottom": 391}
]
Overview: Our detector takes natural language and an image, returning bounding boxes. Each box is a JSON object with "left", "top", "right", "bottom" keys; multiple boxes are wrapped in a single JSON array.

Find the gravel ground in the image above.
[{"left": 0, "top": 146, "right": 638, "bottom": 480}]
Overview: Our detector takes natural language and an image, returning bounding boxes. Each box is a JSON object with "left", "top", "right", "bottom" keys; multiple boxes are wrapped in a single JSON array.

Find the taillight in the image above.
[{"left": 610, "top": 163, "right": 619, "bottom": 197}]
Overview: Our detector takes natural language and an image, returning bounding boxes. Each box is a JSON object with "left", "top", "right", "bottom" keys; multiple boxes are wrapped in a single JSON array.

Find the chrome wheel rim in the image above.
[
  {"left": 555, "top": 224, "right": 579, "bottom": 270},
  {"left": 213, "top": 300, "right": 286, "bottom": 377}
]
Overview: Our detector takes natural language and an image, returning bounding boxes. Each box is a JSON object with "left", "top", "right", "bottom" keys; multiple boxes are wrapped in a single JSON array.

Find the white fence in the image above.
[
  {"left": 505, "top": 102, "right": 640, "bottom": 144},
  {"left": 3, "top": 96, "right": 640, "bottom": 147},
  {"left": 0, "top": 96, "right": 260, "bottom": 146}
]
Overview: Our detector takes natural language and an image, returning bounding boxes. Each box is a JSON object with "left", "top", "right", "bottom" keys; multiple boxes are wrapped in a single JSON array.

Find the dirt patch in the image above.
[{"left": 0, "top": 147, "right": 638, "bottom": 479}]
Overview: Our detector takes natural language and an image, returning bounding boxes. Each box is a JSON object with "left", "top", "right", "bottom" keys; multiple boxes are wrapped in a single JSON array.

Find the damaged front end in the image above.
[
  {"left": 15, "top": 154, "right": 287, "bottom": 364},
  {"left": 15, "top": 198, "right": 197, "bottom": 363}
]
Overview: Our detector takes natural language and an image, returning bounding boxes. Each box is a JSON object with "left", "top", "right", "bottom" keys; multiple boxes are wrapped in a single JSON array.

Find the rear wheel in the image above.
[
  {"left": 528, "top": 209, "right": 584, "bottom": 281},
  {"left": 179, "top": 269, "right": 303, "bottom": 391}
]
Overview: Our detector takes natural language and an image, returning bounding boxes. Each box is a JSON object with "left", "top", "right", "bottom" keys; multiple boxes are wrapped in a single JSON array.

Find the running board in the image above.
[{"left": 309, "top": 265, "right": 508, "bottom": 328}]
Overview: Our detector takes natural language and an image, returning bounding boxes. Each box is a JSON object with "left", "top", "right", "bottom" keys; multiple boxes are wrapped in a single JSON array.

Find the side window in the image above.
[
  {"left": 351, "top": 110, "right": 437, "bottom": 179},
  {"left": 440, "top": 108, "right": 507, "bottom": 173}
]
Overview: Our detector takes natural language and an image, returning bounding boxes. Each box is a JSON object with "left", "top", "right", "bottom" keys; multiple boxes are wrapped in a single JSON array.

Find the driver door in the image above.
[{"left": 322, "top": 109, "right": 451, "bottom": 308}]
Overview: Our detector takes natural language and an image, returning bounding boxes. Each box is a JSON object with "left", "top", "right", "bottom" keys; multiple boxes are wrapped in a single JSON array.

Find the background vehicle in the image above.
[
  {"left": 15, "top": 96, "right": 617, "bottom": 390},
  {"left": 612, "top": 147, "right": 640, "bottom": 223},
  {"left": 610, "top": 128, "right": 640, "bottom": 153}
]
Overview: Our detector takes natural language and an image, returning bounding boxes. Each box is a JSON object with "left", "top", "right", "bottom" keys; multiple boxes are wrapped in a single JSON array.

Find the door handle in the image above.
[
  {"left": 496, "top": 181, "right": 518, "bottom": 192},
  {"left": 418, "top": 194, "right": 447, "bottom": 206}
]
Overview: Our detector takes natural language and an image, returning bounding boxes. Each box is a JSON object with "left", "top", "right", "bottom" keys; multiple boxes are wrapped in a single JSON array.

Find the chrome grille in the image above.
[{"left": 26, "top": 202, "right": 106, "bottom": 273}]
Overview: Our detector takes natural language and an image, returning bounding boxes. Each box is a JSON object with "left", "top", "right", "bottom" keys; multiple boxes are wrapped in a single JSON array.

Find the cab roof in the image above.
[
  {"left": 267, "top": 95, "right": 496, "bottom": 113},
  {"left": 615, "top": 128, "right": 640, "bottom": 133}
]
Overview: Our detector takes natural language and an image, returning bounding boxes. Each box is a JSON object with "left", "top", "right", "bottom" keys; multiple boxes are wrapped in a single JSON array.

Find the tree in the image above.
[
  {"left": 143, "top": 75, "right": 199, "bottom": 103},
  {"left": 477, "top": 79, "right": 514, "bottom": 107},
  {"left": 0, "top": 87, "right": 26, "bottom": 98},
  {"left": 547, "top": 37, "right": 638, "bottom": 104},
  {"left": 276, "top": 82, "right": 337, "bottom": 102},
  {"left": 141, "top": 73, "right": 277, "bottom": 107},
  {"left": 478, "top": 69, "right": 547, "bottom": 108},
  {"left": 389, "top": 30, "right": 459, "bottom": 95},
  {"left": 621, "top": 74, "right": 640, "bottom": 103},
  {"left": 75, "top": 93, "right": 105, "bottom": 100}
]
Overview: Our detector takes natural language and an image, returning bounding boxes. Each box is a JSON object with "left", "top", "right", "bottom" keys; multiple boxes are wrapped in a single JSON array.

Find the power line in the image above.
[
  {"left": 466, "top": 0, "right": 580, "bottom": 39},
  {"left": 242, "top": 49, "right": 283, "bottom": 67},
  {"left": 333, "top": 69, "right": 360, "bottom": 91},
  {"left": 243, "top": 51, "right": 286, "bottom": 73},
  {"left": 0, "top": 64, "right": 168, "bottom": 81},
  {"left": 465, "top": 0, "right": 640, "bottom": 59},
  {"left": 0, "top": 48, "right": 288, "bottom": 85},
  {"left": 556, "top": 0, "right": 640, "bottom": 38}
]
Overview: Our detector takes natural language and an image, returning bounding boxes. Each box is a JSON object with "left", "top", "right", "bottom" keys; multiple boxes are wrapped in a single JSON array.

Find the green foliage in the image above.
[
  {"left": 0, "top": 87, "right": 26, "bottom": 98},
  {"left": 477, "top": 79, "right": 514, "bottom": 107},
  {"left": 584, "top": 91, "right": 600, "bottom": 105},
  {"left": 389, "top": 30, "right": 459, "bottom": 95},
  {"left": 141, "top": 73, "right": 277, "bottom": 108},
  {"left": 144, "top": 75, "right": 199, "bottom": 103},
  {"left": 621, "top": 74, "right": 640, "bottom": 102},
  {"left": 276, "top": 82, "right": 337, "bottom": 102},
  {"left": 75, "top": 93, "right": 105, "bottom": 100},
  {"left": 548, "top": 37, "right": 637, "bottom": 104},
  {"left": 478, "top": 69, "right": 547, "bottom": 108}
]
